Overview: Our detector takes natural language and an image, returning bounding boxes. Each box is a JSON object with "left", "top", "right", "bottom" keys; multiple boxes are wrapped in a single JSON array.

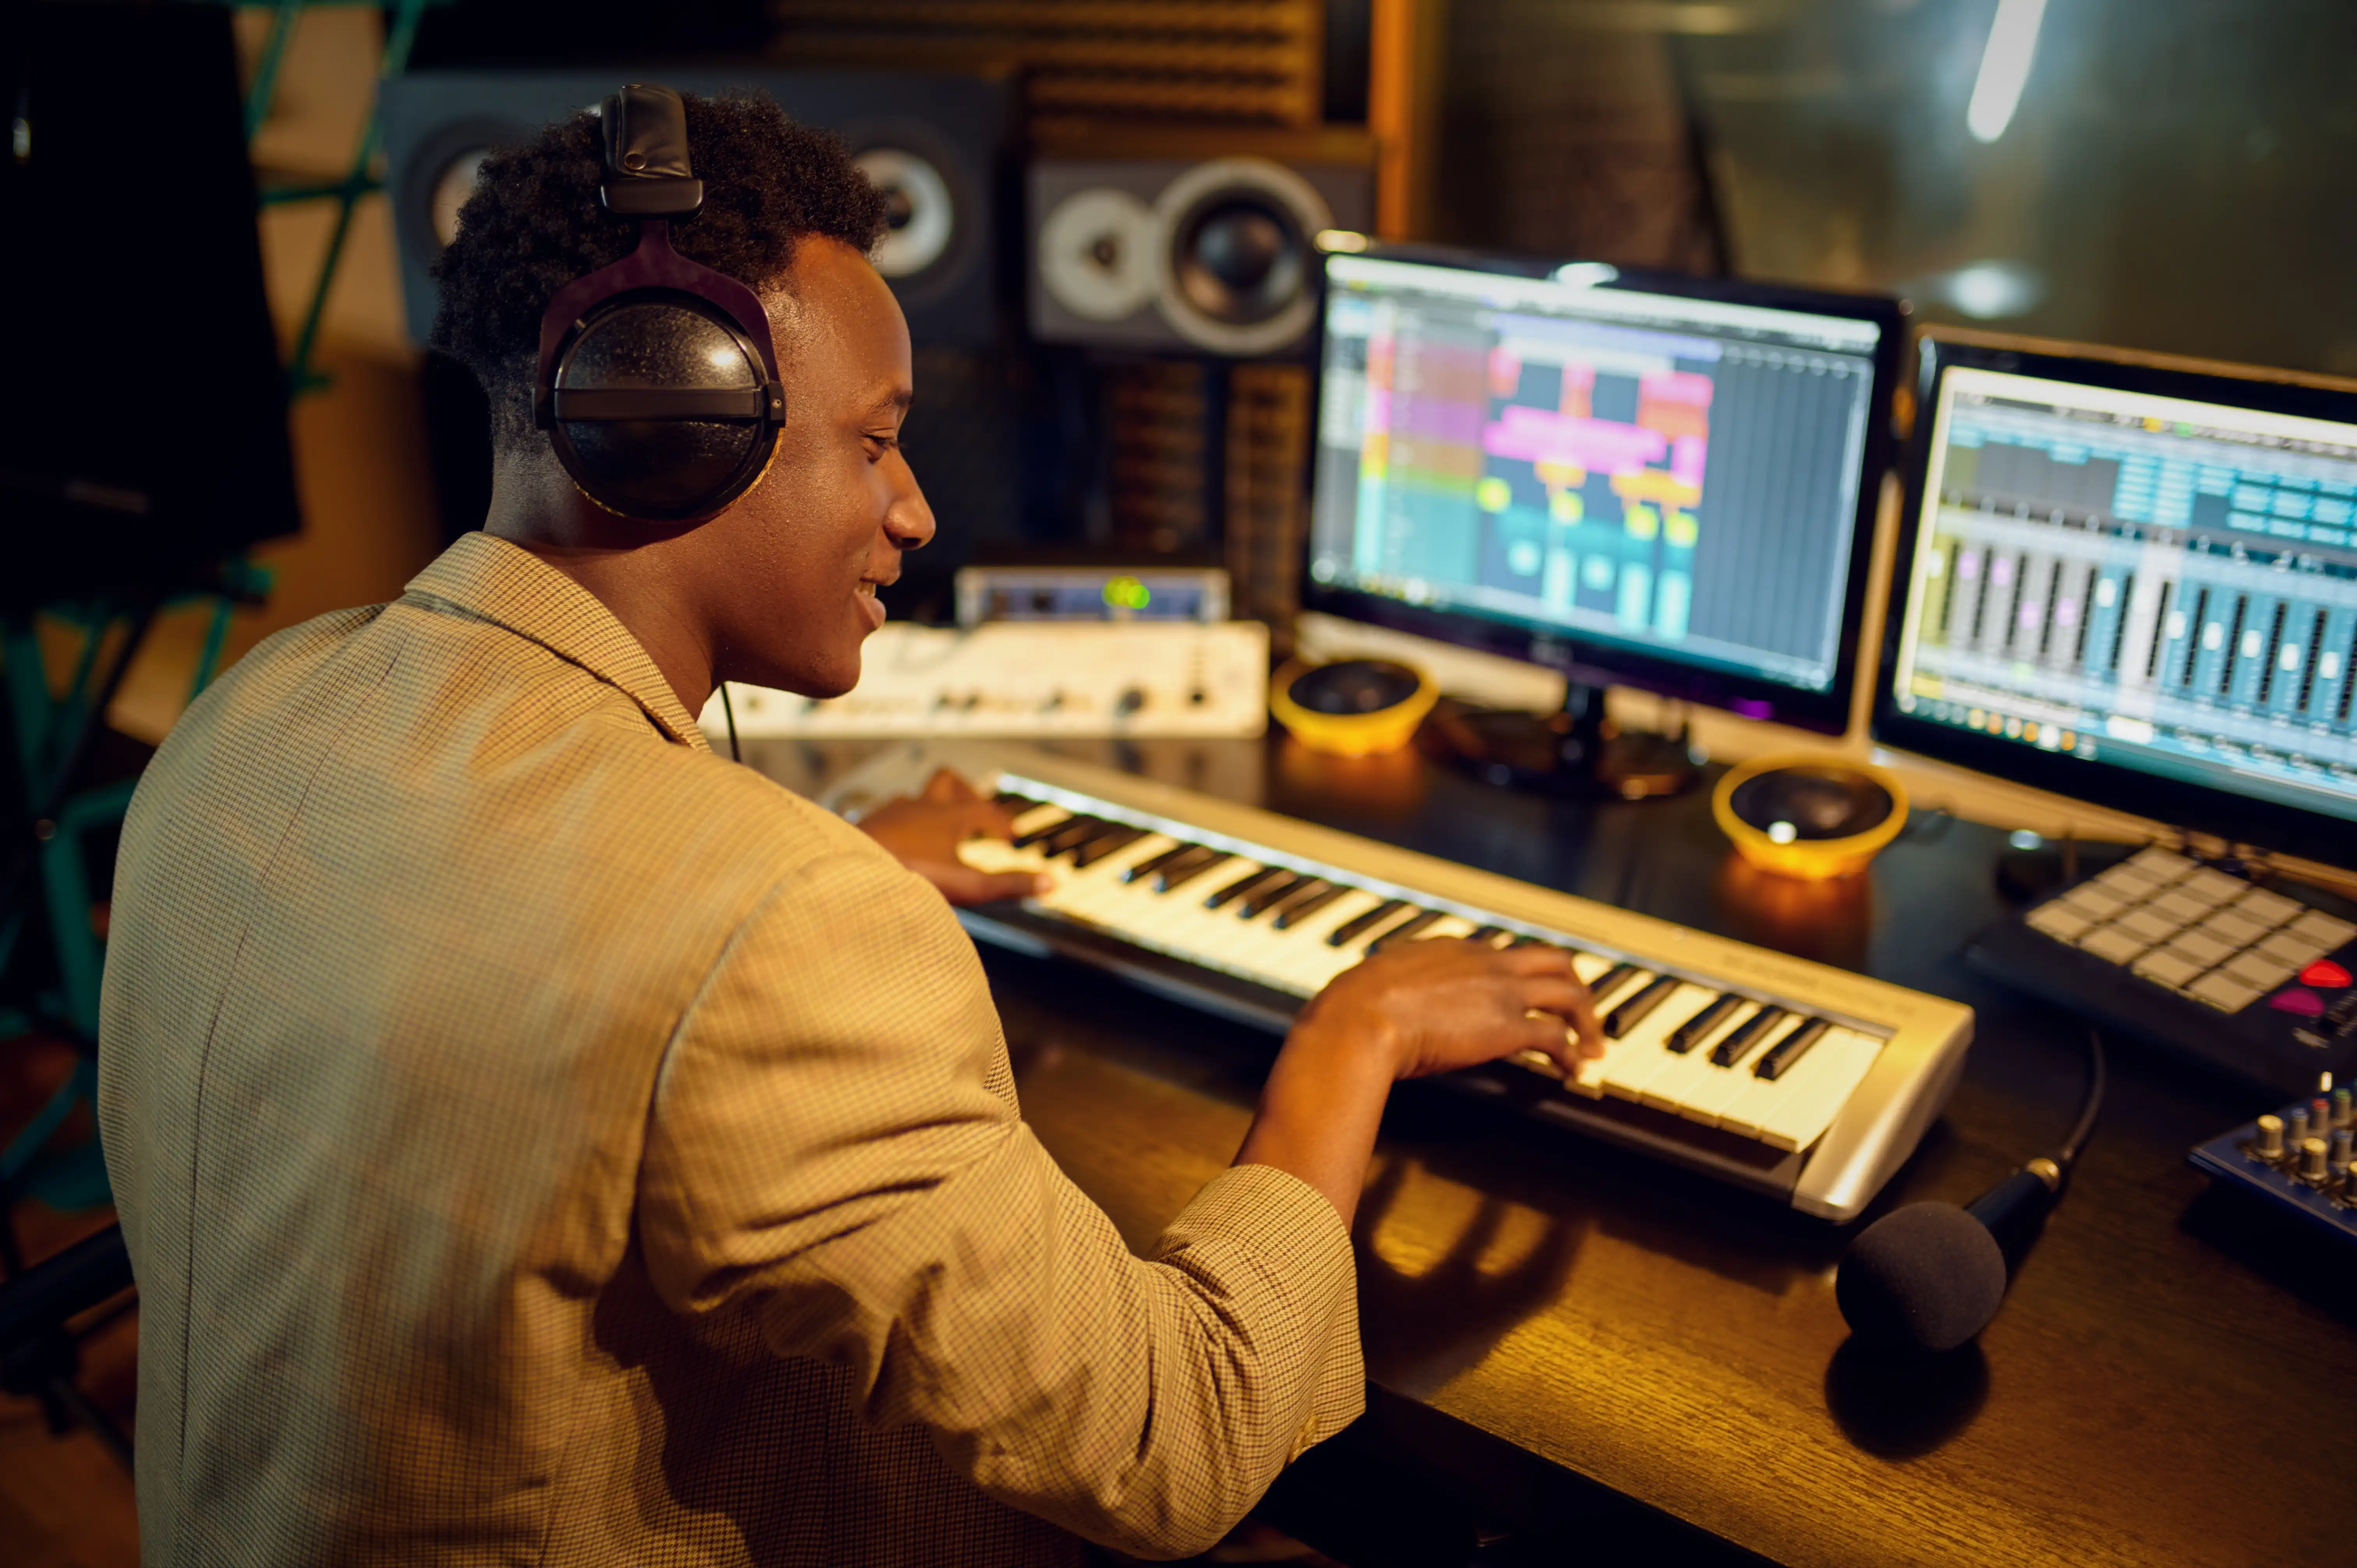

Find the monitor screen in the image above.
[
  {"left": 1302, "top": 245, "right": 1902, "bottom": 732},
  {"left": 1878, "top": 335, "right": 2357, "bottom": 863}
]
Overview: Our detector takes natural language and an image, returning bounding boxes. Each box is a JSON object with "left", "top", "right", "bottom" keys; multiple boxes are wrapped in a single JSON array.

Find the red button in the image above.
[
  {"left": 2270, "top": 989, "right": 2326, "bottom": 1018},
  {"left": 2300, "top": 959, "right": 2352, "bottom": 988}
]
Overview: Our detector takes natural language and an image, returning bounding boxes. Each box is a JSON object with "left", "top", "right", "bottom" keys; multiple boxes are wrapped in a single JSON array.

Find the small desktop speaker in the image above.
[
  {"left": 1029, "top": 154, "right": 1373, "bottom": 358},
  {"left": 1713, "top": 754, "right": 1910, "bottom": 881},
  {"left": 380, "top": 68, "right": 1015, "bottom": 349}
]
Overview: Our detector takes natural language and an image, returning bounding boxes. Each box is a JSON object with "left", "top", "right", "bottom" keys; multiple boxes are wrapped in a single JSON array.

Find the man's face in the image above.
[{"left": 704, "top": 237, "right": 933, "bottom": 698}]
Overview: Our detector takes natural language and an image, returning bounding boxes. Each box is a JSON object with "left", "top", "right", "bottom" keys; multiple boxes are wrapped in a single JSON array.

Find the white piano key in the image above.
[
  {"left": 1593, "top": 984, "right": 1723, "bottom": 1102},
  {"left": 1408, "top": 915, "right": 1481, "bottom": 943},
  {"left": 1008, "top": 802, "right": 1071, "bottom": 839},
  {"left": 1050, "top": 834, "right": 1180, "bottom": 915},
  {"left": 1245, "top": 890, "right": 1391, "bottom": 994},
  {"left": 1567, "top": 969, "right": 1665, "bottom": 1098},
  {"left": 1677, "top": 1010, "right": 1801, "bottom": 1127},
  {"left": 1638, "top": 1000, "right": 1757, "bottom": 1113},
  {"left": 1754, "top": 1028, "right": 1885, "bottom": 1152}
]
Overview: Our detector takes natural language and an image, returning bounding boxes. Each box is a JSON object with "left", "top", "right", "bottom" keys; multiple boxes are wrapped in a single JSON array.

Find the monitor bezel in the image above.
[
  {"left": 1873, "top": 330, "right": 2357, "bottom": 866},
  {"left": 1297, "top": 240, "right": 1906, "bottom": 737}
]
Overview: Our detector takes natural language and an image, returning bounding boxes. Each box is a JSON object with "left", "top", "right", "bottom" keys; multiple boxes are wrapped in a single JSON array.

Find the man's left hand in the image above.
[{"left": 857, "top": 768, "right": 1051, "bottom": 907}]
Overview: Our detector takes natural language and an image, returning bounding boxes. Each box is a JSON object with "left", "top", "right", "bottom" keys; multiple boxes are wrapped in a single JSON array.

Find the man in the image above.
[{"left": 98, "top": 93, "right": 1599, "bottom": 1565}]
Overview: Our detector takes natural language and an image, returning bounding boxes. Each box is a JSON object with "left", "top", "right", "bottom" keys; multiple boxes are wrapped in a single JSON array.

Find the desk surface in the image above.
[{"left": 751, "top": 733, "right": 2357, "bottom": 1568}]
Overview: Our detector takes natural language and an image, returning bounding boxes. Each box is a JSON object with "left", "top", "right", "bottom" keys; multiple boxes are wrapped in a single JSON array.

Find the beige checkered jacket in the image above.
[{"left": 97, "top": 532, "right": 1362, "bottom": 1566}]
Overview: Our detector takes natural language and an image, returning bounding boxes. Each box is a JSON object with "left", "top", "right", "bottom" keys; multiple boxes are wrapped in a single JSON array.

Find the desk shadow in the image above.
[
  {"left": 1822, "top": 1336, "right": 1989, "bottom": 1459},
  {"left": 1382, "top": 1083, "right": 1855, "bottom": 1298},
  {"left": 1352, "top": 1153, "right": 1588, "bottom": 1393},
  {"left": 2177, "top": 1184, "right": 2357, "bottom": 1326}
]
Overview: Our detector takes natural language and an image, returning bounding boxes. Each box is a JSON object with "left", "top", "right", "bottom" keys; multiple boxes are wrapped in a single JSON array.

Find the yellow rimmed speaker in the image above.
[
  {"left": 1713, "top": 754, "right": 1909, "bottom": 881},
  {"left": 1269, "top": 659, "right": 1438, "bottom": 756}
]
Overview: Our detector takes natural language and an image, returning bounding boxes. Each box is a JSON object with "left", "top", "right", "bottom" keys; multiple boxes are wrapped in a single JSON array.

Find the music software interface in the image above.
[
  {"left": 1890, "top": 367, "right": 2357, "bottom": 824},
  {"left": 1307, "top": 255, "right": 1883, "bottom": 690}
]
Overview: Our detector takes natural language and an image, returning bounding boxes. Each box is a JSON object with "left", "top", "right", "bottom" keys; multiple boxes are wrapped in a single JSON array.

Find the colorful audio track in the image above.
[
  {"left": 1310, "top": 259, "right": 1880, "bottom": 694},
  {"left": 1894, "top": 377, "right": 2357, "bottom": 824}
]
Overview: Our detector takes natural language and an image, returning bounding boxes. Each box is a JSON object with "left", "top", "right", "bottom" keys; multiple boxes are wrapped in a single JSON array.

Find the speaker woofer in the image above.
[{"left": 1153, "top": 157, "right": 1330, "bottom": 357}]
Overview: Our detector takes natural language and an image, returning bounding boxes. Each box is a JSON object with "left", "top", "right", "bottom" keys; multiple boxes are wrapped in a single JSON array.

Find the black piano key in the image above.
[
  {"left": 1156, "top": 850, "right": 1234, "bottom": 893},
  {"left": 1272, "top": 882, "right": 1350, "bottom": 929},
  {"left": 1604, "top": 975, "right": 1680, "bottom": 1038},
  {"left": 1666, "top": 994, "right": 1740, "bottom": 1054},
  {"left": 1205, "top": 865, "right": 1288, "bottom": 910},
  {"left": 1013, "top": 812, "right": 1086, "bottom": 850},
  {"left": 1712, "top": 1006, "right": 1790, "bottom": 1068},
  {"left": 991, "top": 791, "right": 1039, "bottom": 812},
  {"left": 1511, "top": 934, "right": 1553, "bottom": 948},
  {"left": 1469, "top": 925, "right": 1511, "bottom": 946},
  {"left": 1124, "top": 842, "right": 1205, "bottom": 883},
  {"left": 1369, "top": 909, "right": 1445, "bottom": 951},
  {"left": 1327, "top": 899, "right": 1408, "bottom": 947},
  {"left": 1753, "top": 1017, "right": 1831, "bottom": 1080},
  {"left": 1237, "top": 872, "right": 1313, "bottom": 918},
  {"left": 1586, "top": 963, "right": 1644, "bottom": 1007},
  {"left": 1039, "top": 818, "right": 1116, "bottom": 857},
  {"left": 1068, "top": 825, "right": 1151, "bottom": 867}
]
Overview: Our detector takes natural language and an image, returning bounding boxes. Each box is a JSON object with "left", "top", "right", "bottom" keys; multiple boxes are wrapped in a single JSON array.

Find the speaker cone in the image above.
[
  {"left": 430, "top": 148, "right": 489, "bottom": 247},
  {"left": 1153, "top": 157, "right": 1331, "bottom": 356},
  {"left": 1038, "top": 185, "right": 1159, "bottom": 321},
  {"left": 853, "top": 146, "right": 954, "bottom": 282}
]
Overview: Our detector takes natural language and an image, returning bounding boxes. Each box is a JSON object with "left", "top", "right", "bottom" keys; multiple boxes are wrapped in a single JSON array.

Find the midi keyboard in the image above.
[{"left": 825, "top": 743, "right": 1975, "bottom": 1222}]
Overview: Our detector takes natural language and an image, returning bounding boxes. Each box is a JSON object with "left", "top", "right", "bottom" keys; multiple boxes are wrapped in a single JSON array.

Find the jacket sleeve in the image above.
[{"left": 634, "top": 845, "right": 1364, "bottom": 1559}]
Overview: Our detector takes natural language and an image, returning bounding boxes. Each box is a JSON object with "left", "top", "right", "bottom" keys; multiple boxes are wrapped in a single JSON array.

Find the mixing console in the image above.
[{"left": 2189, "top": 1077, "right": 2357, "bottom": 1248}]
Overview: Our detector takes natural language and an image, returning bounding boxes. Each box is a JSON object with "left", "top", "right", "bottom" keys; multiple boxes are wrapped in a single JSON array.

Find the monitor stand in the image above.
[{"left": 1421, "top": 682, "right": 1699, "bottom": 801}]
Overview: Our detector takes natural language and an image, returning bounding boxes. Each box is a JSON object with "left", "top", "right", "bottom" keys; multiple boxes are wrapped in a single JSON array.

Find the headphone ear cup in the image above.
[{"left": 544, "top": 293, "right": 781, "bottom": 521}]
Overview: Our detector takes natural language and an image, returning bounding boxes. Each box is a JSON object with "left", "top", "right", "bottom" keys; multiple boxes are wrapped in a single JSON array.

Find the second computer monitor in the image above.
[{"left": 1302, "top": 244, "right": 1903, "bottom": 734}]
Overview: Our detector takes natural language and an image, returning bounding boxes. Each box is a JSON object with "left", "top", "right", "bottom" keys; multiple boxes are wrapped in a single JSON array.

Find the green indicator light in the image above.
[{"left": 1103, "top": 574, "right": 1151, "bottom": 611}]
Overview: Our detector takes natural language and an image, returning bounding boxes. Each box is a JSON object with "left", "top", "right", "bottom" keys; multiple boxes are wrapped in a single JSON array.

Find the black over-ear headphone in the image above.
[{"left": 534, "top": 85, "right": 785, "bottom": 522}]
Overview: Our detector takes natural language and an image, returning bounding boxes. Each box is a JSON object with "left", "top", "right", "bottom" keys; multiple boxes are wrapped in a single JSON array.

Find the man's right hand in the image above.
[
  {"left": 1294, "top": 937, "right": 1604, "bottom": 1081},
  {"left": 1235, "top": 939, "right": 1604, "bottom": 1223}
]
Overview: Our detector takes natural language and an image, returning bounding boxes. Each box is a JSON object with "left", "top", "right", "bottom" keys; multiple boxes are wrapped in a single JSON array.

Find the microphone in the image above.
[
  {"left": 1833, "top": 1158, "right": 2062, "bottom": 1354},
  {"left": 1835, "top": 1029, "right": 2107, "bottom": 1354}
]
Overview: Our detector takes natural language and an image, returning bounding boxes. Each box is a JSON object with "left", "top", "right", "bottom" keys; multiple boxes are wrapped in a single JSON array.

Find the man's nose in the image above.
[{"left": 888, "top": 456, "right": 936, "bottom": 550}]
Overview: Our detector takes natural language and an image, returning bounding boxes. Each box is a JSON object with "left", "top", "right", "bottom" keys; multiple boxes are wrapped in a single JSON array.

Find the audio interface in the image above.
[{"left": 703, "top": 620, "right": 1269, "bottom": 739}]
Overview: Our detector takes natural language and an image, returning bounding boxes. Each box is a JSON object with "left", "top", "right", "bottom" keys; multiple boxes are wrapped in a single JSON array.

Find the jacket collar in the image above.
[{"left": 399, "top": 531, "right": 712, "bottom": 752}]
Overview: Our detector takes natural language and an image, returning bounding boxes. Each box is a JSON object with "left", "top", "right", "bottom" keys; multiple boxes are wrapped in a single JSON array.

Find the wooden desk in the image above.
[{"left": 750, "top": 734, "right": 2357, "bottom": 1568}]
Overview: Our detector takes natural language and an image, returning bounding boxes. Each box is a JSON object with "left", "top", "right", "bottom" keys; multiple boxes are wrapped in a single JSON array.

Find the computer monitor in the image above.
[
  {"left": 1301, "top": 242, "right": 1905, "bottom": 776},
  {"left": 1876, "top": 334, "right": 2357, "bottom": 867}
]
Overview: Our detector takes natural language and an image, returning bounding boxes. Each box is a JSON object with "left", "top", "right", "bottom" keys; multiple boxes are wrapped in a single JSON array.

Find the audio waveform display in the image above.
[{"left": 1309, "top": 259, "right": 1880, "bottom": 692}]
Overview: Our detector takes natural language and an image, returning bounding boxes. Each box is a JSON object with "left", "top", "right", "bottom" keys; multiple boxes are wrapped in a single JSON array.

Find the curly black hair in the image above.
[{"left": 430, "top": 90, "right": 889, "bottom": 447}]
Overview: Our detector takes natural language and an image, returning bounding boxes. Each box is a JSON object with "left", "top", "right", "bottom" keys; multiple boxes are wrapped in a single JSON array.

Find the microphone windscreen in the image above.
[{"left": 1835, "top": 1201, "right": 2008, "bottom": 1354}]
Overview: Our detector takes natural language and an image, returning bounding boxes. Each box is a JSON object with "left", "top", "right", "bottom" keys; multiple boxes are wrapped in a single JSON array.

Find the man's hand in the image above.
[
  {"left": 1296, "top": 937, "right": 1605, "bottom": 1079},
  {"left": 1237, "top": 939, "right": 1602, "bottom": 1223},
  {"left": 856, "top": 768, "right": 1050, "bottom": 907}
]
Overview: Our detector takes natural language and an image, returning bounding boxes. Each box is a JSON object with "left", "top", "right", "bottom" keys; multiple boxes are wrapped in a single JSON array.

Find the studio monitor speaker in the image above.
[
  {"left": 1029, "top": 153, "right": 1373, "bottom": 358},
  {"left": 379, "top": 69, "right": 1014, "bottom": 350}
]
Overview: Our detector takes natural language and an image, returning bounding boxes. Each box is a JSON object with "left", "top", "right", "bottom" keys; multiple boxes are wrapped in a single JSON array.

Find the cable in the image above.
[
  {"left": 2054, "top": 1026, "right": 2108, "bottom": 1175},
  {"left": 718, "top": 682, "right": 740, "bottom": 764}
]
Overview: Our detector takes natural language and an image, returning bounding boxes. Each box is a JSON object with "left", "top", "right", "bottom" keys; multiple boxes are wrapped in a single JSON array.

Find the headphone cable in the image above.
[{"left": 719, "top": 681, "right": 741, "bottom": 763}]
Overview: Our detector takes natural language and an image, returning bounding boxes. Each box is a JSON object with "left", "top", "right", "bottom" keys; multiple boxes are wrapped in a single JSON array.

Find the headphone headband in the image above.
[{"left": 599, "top": 85, "right": 703, "bottom": 219}]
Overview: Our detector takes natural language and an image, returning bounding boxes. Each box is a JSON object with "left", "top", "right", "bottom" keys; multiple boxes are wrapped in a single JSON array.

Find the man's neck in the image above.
[{"left": 482, "top": 454, "right": 719, "bottom": 716}]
